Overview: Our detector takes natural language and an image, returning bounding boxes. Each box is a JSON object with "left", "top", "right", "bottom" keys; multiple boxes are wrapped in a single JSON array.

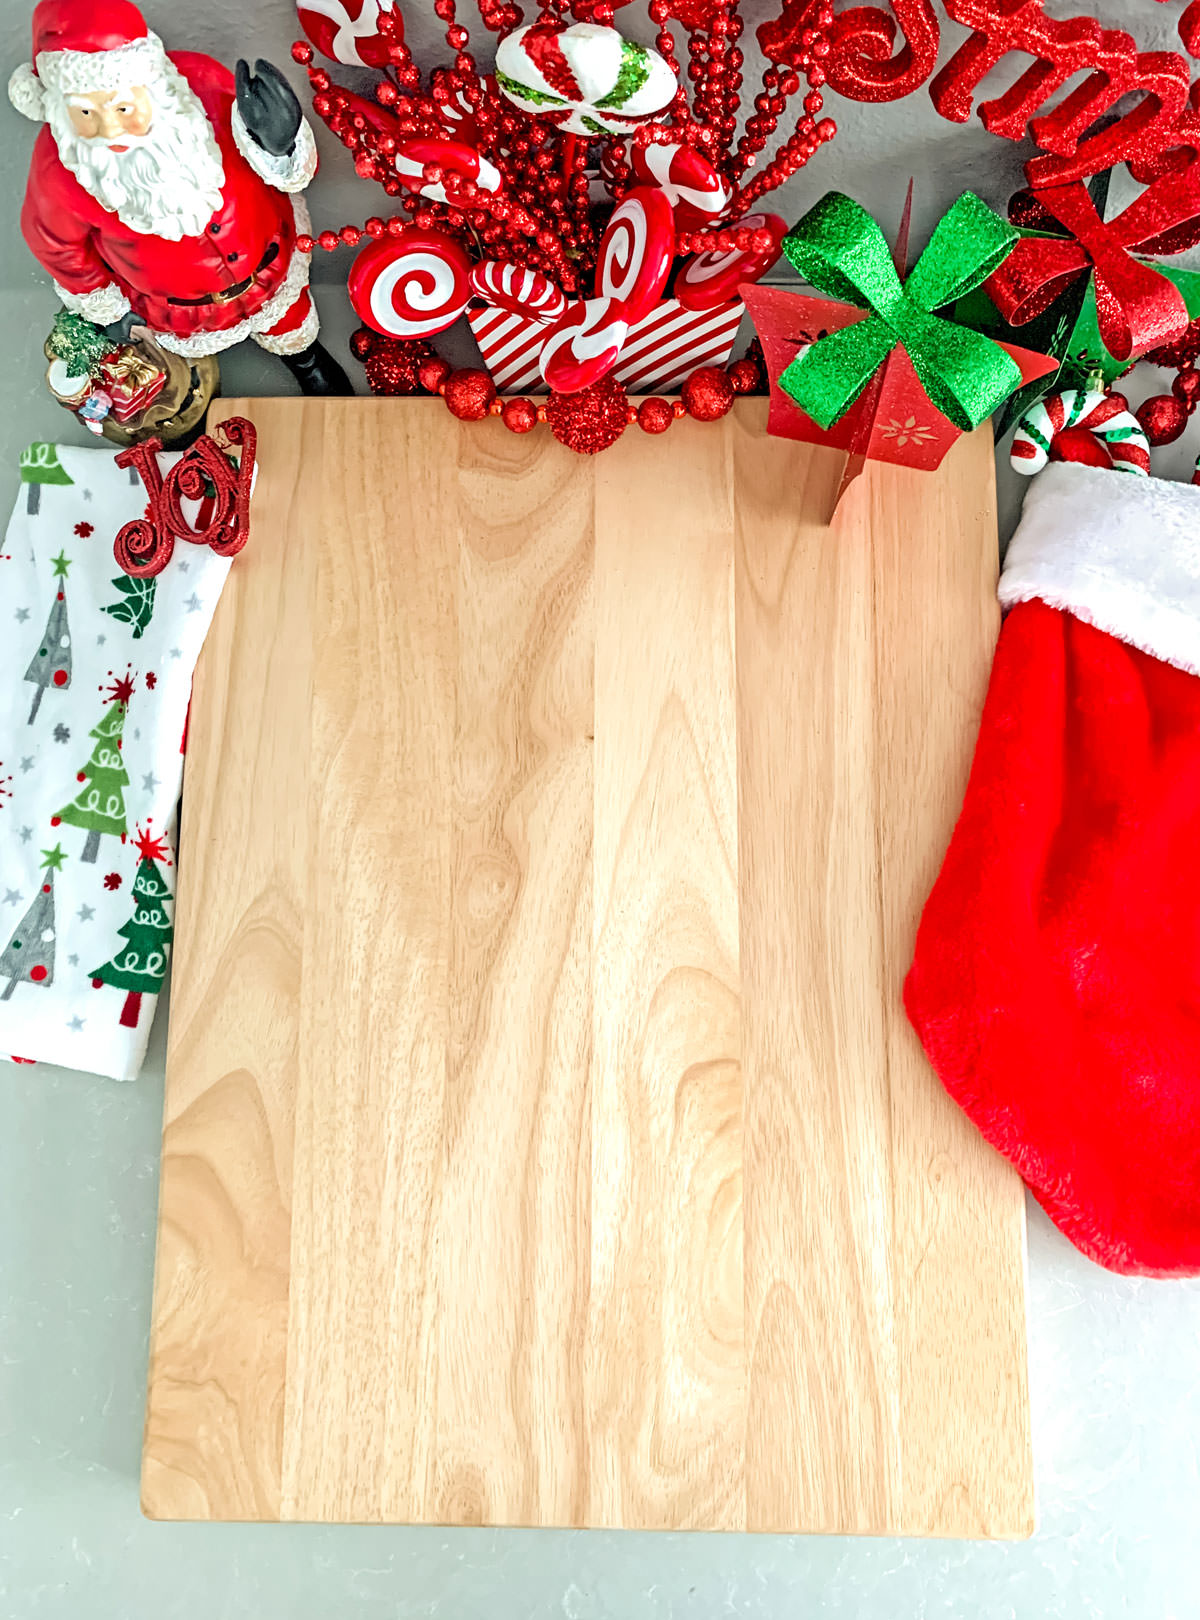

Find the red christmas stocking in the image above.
[{"left": 906, "top": 462, "right": 1200, "bottom": 1276}]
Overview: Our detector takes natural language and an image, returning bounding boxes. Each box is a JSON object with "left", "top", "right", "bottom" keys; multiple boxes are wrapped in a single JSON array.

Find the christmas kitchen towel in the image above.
[{"left": 0, "top": 442, "right": 231, "bottom": 1080}]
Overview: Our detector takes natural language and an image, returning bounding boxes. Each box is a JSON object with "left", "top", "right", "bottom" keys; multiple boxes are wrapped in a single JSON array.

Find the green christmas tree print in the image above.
[
  {"left": 1, "top": 844, "right": 65, "bottom": 1002},
  {"left": 52, "top": 671, "right": 133, "bottom": 864},
  {"left": 20, "top": 442, "right": 73, "bottom": 515},
  {"left": 24, "top": 550, "right": 72, "bottom": 723},
  {"left": 90, "top": 826, "right": 173, "bottom": 1029},
  {"left": 102, "top": 574, "right": 157, "bottom": 639}
]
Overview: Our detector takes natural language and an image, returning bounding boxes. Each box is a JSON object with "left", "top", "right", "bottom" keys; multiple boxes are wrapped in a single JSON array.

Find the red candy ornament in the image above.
[
  {"left": 596, "top": 187, "right": 676, "bottom": 325},
  {"left": 295, "top": 0, "right": 399, "bottom": 68},
  {"left": 348, "top": 228, "right": 472, "bottom": 339},
  {"left": 470, "top": 260, "right": 568, "bottom": 323},
  {"left": 546, "top": 376, "right": 631, "bottom": 454},
  {"left": 539, "top": 296, "right": 631, "bottom": 393},
  {"left": 675, "top": 213, "right": 787, "bottom": 312},
  {"left": 631, "top": 142, "right": 731, "bottom": 228}
]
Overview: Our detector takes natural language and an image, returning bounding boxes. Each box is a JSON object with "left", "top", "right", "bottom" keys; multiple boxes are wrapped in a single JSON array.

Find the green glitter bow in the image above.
[{"left": 779, "top": 192, "right": 1024, "bottom": 432}]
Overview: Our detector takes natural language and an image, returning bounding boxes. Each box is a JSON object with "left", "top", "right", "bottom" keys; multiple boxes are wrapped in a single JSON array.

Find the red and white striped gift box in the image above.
[{"left": 468, "top": 297, "right": 744, "bottom": 395}]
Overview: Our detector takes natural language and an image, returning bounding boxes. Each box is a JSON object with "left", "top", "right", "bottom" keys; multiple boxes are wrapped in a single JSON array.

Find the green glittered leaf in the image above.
[
  {"left": 594, "top": 40, "right": 650, "bottom": 110},
  {"left": 495, "top": 69, "right": 567, "bottom": 108}
]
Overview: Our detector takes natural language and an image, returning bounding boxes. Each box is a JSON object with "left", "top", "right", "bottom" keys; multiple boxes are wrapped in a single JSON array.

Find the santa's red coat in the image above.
[{"left": 21, "top": 51, "right": 306, "bottom": 343}]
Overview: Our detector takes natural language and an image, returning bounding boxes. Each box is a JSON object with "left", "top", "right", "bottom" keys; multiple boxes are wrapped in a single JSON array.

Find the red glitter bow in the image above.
[{"left": 984, "top": 167, "right": 1200, "bottom": 361}]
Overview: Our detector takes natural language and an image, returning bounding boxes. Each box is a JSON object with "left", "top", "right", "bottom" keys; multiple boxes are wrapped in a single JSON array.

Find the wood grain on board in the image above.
[{"left": 142, "top": 398, "right": 1033, "bottom": 1536}]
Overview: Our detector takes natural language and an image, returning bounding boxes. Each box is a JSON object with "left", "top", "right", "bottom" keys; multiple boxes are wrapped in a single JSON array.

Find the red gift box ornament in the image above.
[
  {"left": 777, "top": 191, "right": 1024, "bottom": 430},
  {"left": 984, "top": 170, "right": 1200, "bottom": 362},
  {"left": 744, "top": 190, "right": 1058, "bottom": 485}
]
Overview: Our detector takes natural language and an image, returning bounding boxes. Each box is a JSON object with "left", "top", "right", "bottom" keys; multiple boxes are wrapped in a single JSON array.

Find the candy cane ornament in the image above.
[
  {"left": 631, "top": 142, "right": 731, "bottom": 227},
  {"left": 539, "top": 296, "right": 632, "bottom": 392},
  {"left": 392, "top": 137, "right": 503, "bottom": 206},
  {"left": 595, "top": 186, "right": 675, "bottom": 324},
  {"left": 295, "top": 0, "right": 398, "bottom": 68},
  {"left": 470, "top": 261, "right": 568, "bottom": 323},
  {"left": 675, "top": 213, "right": 787, "bottom": 311},
  {"left": 495, "top": 22, "right": 677, "bottom": 136},
  {"left": 1011, "top": 390, "right": 1151, "bottom": 475},
  {"left": 348, "top": 228, "right": 473, "bottom": 339}
]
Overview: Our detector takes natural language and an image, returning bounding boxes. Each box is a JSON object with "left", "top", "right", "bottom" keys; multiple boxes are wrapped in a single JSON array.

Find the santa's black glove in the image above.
[
  {"left": 102, "top": 312, "right": 141, "bottom": 346},
  {"left": 235, "top": 58, "right": 302, "bottom": 157}
]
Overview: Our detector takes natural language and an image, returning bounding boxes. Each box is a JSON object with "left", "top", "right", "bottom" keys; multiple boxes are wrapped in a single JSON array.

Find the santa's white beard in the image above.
[{"left": 46, "top": 67, "right": 225, "bottom": 241}]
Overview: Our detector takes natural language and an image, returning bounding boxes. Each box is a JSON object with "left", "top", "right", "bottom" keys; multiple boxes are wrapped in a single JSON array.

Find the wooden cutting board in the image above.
[{"left": 142, "top": 397, "right": 1033, "bottom": 1535}]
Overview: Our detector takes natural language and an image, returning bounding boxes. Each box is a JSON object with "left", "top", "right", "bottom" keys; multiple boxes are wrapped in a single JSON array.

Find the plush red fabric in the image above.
[{"left": 905, "top": 598, "right": 1200, "bottom": 1276}]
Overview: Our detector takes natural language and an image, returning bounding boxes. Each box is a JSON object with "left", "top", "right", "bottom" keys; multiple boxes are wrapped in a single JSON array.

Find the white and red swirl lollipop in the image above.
[
  {"left": 539, "top": 296, "right": 631, "bottom": 393},
  {"left": 470, "top": 260, "right": 568, "bottom": 323},
  {"left": 393, "top": 137, "right": 502, "bottom": 207},
  {"left": 595, "top": 186, "right": 675, "bottom": 324},
  {"left": 631, "top": 141, "right": 731, "bottom": 228},
  {"left": 675, "top": 212, "right": 787, "bottom": 312},
  {"left": 295, "top": 0, "right": 398, "bottom": 68},
  {"left": 348, "top": 228, "right": 472, "bottom": 339}
]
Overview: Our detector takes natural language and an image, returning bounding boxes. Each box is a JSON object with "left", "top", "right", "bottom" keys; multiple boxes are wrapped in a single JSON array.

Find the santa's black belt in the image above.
[{"left": 168, "top": 242, "right": 280, "bottom": 306}]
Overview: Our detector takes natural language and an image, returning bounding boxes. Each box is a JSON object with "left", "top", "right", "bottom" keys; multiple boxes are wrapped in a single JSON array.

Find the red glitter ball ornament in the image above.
[
  {"left": 681, "top": 366, "right": 735, "bottom": 422},
  {"left": 726, "top": 358, "right": 761, "bottom": 395},
  {"left": 444, "top": 368, "right": 497, "bottom": 421},
  {"left": 502, "top": 397, "right": 538, "bottom": 434},
  {"left": 354, "top": 331, "right": 437, "bottom": 396},
  {"left": 1136, "top": 393, "right": 1190, "bottom": 446},
  {"left": 1173, "top": 368, "right": 1200, "bottom": 409},
  {"left": 638, "top": 397, "right": 674, "bottom": 434},
  {"left": 546, "top": 376, "right": 630, "bottom": 455},
  {"left": 418, "top": 355, "right": 453, "bottom": 394}
]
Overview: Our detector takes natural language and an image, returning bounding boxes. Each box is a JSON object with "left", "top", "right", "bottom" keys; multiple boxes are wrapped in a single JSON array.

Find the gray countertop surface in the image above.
[{"left": 3, "top": 1, "right": 1200, "bottom": 1614}]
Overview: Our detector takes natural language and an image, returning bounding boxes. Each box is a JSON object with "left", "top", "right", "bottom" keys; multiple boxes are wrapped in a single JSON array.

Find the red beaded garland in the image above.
[
  {"left": 443, "top": 367, "right": 497, "bottom": 420},
  {"left": 1136, "top": 393, "right": 1191, "bottom": 446},
  {"left": 502, "top": 397, "right": 539, "bottom": 433},
  {"left": 680, "top": 365, "right": 736, "bottom": 421},
  {"left": 638, "top": 396, "right": 675, "bottom": 433},
  {"left": 418, "top": 354, "right": 453, "bottom": 393},
  {"left": 546, "top": 376, "right": 632, "bottom": 454}
]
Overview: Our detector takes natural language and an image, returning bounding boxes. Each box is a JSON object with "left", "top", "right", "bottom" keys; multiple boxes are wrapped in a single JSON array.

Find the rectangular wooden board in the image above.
[{"left": 142, "top": 398, "right": 1033, "bottom": 1536}]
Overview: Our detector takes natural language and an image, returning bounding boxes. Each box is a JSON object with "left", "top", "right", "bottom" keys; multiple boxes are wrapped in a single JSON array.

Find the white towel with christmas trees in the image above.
[{"left": 1, "top": 441, "right": 232, "bottom": 1080}]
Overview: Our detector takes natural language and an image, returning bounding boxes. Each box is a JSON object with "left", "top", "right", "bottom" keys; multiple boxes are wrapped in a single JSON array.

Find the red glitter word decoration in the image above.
[
  {"left": 113, "top": 419, "right": 256, "bottom": 580},
  {"left": 931, "top": 0, "right": 1199, "bottom": 186}
]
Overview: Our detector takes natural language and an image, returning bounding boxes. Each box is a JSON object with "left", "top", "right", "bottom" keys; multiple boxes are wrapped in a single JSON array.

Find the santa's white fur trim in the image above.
[
  {"left": 1001, "top": 461, "right": 1200, "bottom": 678},
  {"left": 8, "top": 62, "right": 44, "bottom": 120},
  {"left": 252, "top": 297, "right": 319, "bottom": 354},
  {"left": 231, "top": 103, "right": 318, "bottom": 194},
  {"left": 36, "top": 32, "right": 168, "bottom": 99},
  {"left": 52, "top": 278, "right": 131, "bottom": 326},
  {"left": 148, "top": 198, "right": 314, "bottom": 358}
]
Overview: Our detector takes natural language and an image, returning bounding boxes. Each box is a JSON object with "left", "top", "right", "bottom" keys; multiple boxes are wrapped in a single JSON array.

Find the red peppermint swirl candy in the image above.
[
  {"left": 470, "top": 261, "right": 568, "bottom": 323},
  {"left": 631, "top": 141, "right": 731, "bottom": 228},
  {"left": 393, "top": 137, "right": 502, "bottom": 206},
  {"left": 295, "top": 0, "right": 398, "bottom": 68},
  {"left": 596, "top": 186, "right": 675, "bottom": 325},
  {"left": 675, "top": 213, "right": 787, "bottom": 312},
  {"left": 540, "top": 296, "right": 631, "bottom": 393},
  {"left": 348, "top": 228, "right": 472, "bottom": 339}
]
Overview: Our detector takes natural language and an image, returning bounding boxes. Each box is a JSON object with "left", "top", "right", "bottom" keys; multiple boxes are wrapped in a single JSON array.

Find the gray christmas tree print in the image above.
[
  {"left": 24, "top": 550, "right": 72, "bottom": 723},
  {"left": 0, "top": 843, "right": 65, "bottom": 1001}
]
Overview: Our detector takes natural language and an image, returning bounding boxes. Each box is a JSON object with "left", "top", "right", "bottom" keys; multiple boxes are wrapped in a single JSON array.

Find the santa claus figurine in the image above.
[{"left": 9, "top": 0, "right": 350, "bottom": 394}]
